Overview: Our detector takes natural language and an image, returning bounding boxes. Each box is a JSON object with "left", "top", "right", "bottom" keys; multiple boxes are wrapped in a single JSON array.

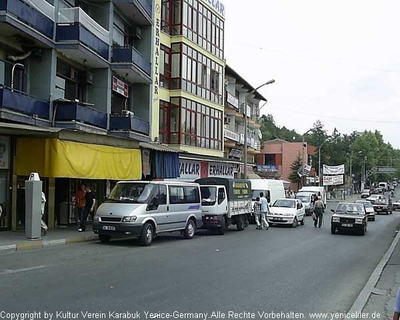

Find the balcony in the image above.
[
  {"left": 113, "top": 0, "right": 152, "bottom": 25},
  {"left": 54, "top": 101, "right": 107, "bottom": 130},
  {"left": 112, "top": 45, "right": 151, "bottom": 83},
  {"left": 56, "top": 7, "right": 109, "bottom": 63},
  {"left": 0, "top": 86, "right": 50, "bottom": 123},
  {"left": 109, "top": 113, "right": 149, "bottom": 136},
  {"left": 0, "top": 0, "right": 55, "bottom": 39}
]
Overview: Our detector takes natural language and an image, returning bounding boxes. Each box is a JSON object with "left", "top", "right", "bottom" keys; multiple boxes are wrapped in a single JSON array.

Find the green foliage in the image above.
[{"left": 289, "top": 154, "right": 302, "bottom": 185}]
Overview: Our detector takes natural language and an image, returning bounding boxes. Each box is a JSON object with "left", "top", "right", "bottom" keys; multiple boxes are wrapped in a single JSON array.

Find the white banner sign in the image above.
[
  {"left": 179, "top": 160, "right": 201, "bottom": 181},
  {"left": 323, "top": 164, "right": 345, "bottom": 175},
  {"left": 323, "top": 175, "right": 344, "bottom": 186}
]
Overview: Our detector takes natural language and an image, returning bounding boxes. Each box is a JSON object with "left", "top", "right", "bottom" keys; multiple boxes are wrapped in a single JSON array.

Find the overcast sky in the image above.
[{"left": 224, "top": 0, "right": 400, "bottom": 149}]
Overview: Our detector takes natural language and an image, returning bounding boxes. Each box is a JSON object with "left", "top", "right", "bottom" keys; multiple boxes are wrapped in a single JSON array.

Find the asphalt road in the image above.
[{"left": 1, "top": 198, "right": 400, "bottom": 319}]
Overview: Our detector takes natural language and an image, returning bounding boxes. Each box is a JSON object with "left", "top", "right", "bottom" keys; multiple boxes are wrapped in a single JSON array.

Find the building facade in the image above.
[{"left": 0, "top": 0, "right": 182, "bottom": 232}]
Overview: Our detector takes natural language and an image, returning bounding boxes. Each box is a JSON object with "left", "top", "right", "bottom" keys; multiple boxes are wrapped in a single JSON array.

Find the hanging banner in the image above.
[
  {"left": 323, "top": 164, "right": 345, "bottom": 175},
  {"left": 323, "top": 175, "right": 344, "bottom": 186}
]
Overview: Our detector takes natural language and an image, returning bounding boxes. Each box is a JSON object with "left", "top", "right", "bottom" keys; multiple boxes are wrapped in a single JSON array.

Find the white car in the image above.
[
  {"left": 267, "top": 198, "right": 305, "bottom": 228},
  {"left": 361, "top": 189, "right": 370, "bottom": 198},
  {"left": 365, "top": 194, "right": 383, "bottom": 204},
  {"left": 393, "top": 199, "right": 400, "bottom": 211}
]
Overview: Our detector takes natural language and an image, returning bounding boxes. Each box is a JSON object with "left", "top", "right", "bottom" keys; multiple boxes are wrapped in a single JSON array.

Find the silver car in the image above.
[{"left": 355, "top": 200, "right": 376, "bottom": 221}]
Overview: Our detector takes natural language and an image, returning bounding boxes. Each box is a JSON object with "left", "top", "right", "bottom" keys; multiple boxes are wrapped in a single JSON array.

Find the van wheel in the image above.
[
  {"left": 236, "top": 216, "right": 245, "bottom": 231},
  {"left": 139, "top": 223, "right": 154, "bottom": 246},
  {"left": 99, "top": 235, "right": 111, "bottom": 243},
  {"left": 183, "top": 219, "right": 196, "bottom": 239},
  {"left": 218, "top": 216, "right": 226, "bottom": 235}
]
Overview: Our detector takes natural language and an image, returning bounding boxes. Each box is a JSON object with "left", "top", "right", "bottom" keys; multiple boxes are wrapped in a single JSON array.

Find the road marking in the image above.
[{"left": 0, "top": 265, "right": 47, "bottom": 276}]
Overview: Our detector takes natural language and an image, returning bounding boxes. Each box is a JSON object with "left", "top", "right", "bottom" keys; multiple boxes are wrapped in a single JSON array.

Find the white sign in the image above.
[
  {"left": 208, "top": 163, "right": 235, "bottom": 178},
  {"left": 227, "top": 92, "right": 238, "bottom": 109},
  {"left": 179, "top": 159, "right": 201, "bottom": 181},
  {"left": 224, "top": 129, "right": 239, "bottom": 142},
  {"left": 323, "top": 164, "right": 345, "bottom": 175},
  {"left": 323, "top": 175, "right": 344, "bottom": 186}
]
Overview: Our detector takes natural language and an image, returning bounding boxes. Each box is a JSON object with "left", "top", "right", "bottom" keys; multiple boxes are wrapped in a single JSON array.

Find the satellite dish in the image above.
[{"left": 257, "top": 129, "right": 263, "bottom": 139}]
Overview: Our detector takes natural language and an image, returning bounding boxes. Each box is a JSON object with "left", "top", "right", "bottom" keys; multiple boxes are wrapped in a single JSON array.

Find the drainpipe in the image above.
[
  {"left": 8, "top": 51, "right": 32, "bottom": 92},
  {"left": 11, "top": 63, "right": 25, "bottom": 92}
]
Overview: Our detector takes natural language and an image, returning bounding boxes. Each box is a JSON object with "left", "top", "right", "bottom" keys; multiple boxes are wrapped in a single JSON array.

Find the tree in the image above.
[{"left": 289, "top": 154, "right": 302, "bottom": 189}]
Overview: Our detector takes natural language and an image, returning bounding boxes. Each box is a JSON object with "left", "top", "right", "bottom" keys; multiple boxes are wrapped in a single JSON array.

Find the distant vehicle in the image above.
[
  {"left": 298, "top": 186, "right": 326, "bottom": 206},
  {"left": 331, "top": 202, "right": 367, "bottom": 235},
  {"left": 92, "top": 180, "right": 203, "bottom": 246},
  {"left": 361, "top": 189, "right": 371, "bottom": 198},
  {"left": 355, "top": 200, "right": 376, "bottom": 221},
  {"left": 393, "top": 199, "right": 400, "bottom": 211},
  {"left": 378, "top": 182, "right": 388, "bottom": 192},
  {"left": 267, "top": 198, "right": 305, "bottom": 228},
  {"left": 365, "top": 194, "right": 383, "bottom": 204},
  {"left": 373, "top": 198, "right": 393, "bottom": 215},
  {"left": 295, "top": 191, "right": 315, "bottom": 216}
]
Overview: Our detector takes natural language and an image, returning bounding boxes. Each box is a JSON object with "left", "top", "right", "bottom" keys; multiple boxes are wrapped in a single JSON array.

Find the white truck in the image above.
[
  {"left": 195, "top": 178, "right": 252, "bottom": 235},
  {"left": 296, "top": 186, "right": 326, "bottom": 215}
]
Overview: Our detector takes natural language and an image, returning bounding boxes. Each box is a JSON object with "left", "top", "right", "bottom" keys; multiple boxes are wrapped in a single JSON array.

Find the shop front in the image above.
[{"left": 14, "top": 137, "right": 142, "bottom": 230}]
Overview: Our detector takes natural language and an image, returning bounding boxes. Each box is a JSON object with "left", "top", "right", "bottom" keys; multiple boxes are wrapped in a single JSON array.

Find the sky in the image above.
[{"left": 223, "top": 0, "right": 400, "bottom": 149}]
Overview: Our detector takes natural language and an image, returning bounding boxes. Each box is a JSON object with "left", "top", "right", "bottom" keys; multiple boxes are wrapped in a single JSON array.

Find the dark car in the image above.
[
  {"left": 331, "top": 202, "right": 367, "bottom": 235},
  {"left": 373, "top": 198, "right": 393, "bottom": 215}
]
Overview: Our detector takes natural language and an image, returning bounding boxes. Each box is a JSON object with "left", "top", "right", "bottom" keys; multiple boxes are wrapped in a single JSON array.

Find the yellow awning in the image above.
[{"left": 16, "top": 138, "right": 141, "bottom": 180}]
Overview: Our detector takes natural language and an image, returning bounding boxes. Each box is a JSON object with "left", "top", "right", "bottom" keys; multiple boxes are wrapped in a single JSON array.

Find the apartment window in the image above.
[
  {"left": 160, "top": 45, "right": 171, "bottom": 89},
  {"left": 112, "top": 25, "right": 125, "bottom": 46}
]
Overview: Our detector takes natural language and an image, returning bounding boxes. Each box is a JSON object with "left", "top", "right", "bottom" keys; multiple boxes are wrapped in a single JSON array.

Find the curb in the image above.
[
  {"left": 0, "top": 235, "right": 98, "bottom": 253},
  {"left": 347, "top": 229, "right": 400, "bottom": 315}
]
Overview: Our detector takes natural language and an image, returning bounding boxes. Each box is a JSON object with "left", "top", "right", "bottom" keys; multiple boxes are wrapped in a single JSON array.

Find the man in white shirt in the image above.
[{"left": 259, "top": 192, "right": 269, "bottom": 230}]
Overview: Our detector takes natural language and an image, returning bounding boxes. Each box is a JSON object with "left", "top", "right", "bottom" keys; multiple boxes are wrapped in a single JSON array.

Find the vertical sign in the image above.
[
  {"left": 0, "top": 136, "right": 10, "bottom": 169},
  {"left": 151, "top": 0, "right": 162, "bottom": 140}
]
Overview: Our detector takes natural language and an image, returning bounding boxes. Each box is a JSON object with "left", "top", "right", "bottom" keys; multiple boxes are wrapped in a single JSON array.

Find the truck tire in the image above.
[
  {"left": 236, "top": 216, "right": 245, "bottom": 231},
  {"left": 218, "top": 216, "right": 226, "bottom": 235}
]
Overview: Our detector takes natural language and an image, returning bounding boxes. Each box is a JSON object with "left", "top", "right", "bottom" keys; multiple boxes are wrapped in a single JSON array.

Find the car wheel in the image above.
[
  {"left": 99, "top": 235, "right": 111, "bottom": 243},
  {"left": 139, "top": 222, "right": 154, "bottom": 246},
  {"left": 331, "top": 225, "right": 336, "bottom": 234},
  {"left": 292, "top": 217, "right": 298, "bottom": 228},
  {"left": 218, "top": 216, "right": 226, "bottom": 235},
  {"left": 360, "top": 225, "right": 366, "bottom": 236}
]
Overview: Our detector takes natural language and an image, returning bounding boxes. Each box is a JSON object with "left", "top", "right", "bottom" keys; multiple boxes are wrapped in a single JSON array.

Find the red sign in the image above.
[{"left": 112, "top": 76, "right": 129, "bottom": 98}]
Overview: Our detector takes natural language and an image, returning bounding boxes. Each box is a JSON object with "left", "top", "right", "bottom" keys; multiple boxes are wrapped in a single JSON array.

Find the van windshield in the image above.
[
  {"left": 106, "top": 183, "right": 154, "bottom": 203},
  {"left": 296, "top": 194, "right": 311, "bottom": 202}
]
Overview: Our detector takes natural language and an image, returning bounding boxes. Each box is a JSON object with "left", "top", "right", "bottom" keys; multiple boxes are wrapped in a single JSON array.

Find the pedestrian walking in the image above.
[
  {"left": 253, "top": 197, "right": 262, "bottom": 230},
  {"left": 313, "top": 196, "right": 324, "bottom": 228},
  {"left": 41, "top": 191, "right": 48, "bottom": 236},
  {"left": 394, "top": 287, "right": 400, "bottom": 320},
  {"left": 259, "top": 192, "right": 269, "bottom": 230},
  {"left": 78, "top": 184, "right": 96, "bottom": 232},
  {"left": 73, "top": 183, "right": 86, "bottom": 225}
]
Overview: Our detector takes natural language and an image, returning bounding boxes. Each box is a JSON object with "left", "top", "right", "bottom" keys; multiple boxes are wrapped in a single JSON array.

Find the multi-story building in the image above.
[
  {"left": 224, "top": 65, "right": 266, "bottom": 177},
  {"left": 0, "top": 0, "right": 182, "bottom": 232}
]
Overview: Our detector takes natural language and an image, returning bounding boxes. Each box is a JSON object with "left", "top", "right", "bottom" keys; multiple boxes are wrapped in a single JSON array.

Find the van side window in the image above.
[
  {"left": 159, "top": 185, "right": 167, "bottom": 205},
  {"left": 218, "top": 187, "right": 225, "bottom": 205},
  {"left": 169, "top": 186, "right": 200, "bottom": 204}
]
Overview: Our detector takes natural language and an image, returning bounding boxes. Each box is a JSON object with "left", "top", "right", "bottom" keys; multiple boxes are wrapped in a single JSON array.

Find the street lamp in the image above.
[{"left": 243, "top": 79, "right": 275, "bottom": 179}]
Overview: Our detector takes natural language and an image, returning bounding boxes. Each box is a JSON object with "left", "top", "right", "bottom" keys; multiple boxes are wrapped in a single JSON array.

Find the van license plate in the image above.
[
  {"left": 342, "top": 224, "right": 353, "bottom": 227},
  {"left": 102, "top": 226, "right": 115, "bottom": 231}
]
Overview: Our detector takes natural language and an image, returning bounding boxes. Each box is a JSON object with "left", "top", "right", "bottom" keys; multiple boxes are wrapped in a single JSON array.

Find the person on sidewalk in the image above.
[
  {"left": 313, "top": 196, "right": 324, "bottom": 228},
  {"left": 73, "top": 183, "right": 86, "bottom": 225},
  {"left": 394, "top": 287, "right": 400, "bottom": 320},
  {"left": 78, "top": 185, "right": 96, "bottom": 232},
  {"left": 41, "top": 191, "right": 48, "bottom": 236},
  {"left": 259, "top": 192, "right": 269, "bottom": 230}
]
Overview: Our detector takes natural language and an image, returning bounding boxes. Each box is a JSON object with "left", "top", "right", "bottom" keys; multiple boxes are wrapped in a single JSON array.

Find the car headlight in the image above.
[
  {"left": 355, "top": 218, "right": 363, "bottom": 224},
  {"left": 332, "top": 217, "right": 340, "bottom": 222},
  {"left": 94, "top": 214, "right": 100, "bottom": 222},
  {"left": 122, "top": 216, "right": 137, "bottom": 222}
]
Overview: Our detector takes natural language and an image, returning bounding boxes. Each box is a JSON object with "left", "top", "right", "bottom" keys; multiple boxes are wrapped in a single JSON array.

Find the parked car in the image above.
[
  {"left": 366, "top": 194, "right": 383, "bottom": 204},
  {"left": 267, "top": 198, "right": 305, "bottom": 228},
  {"left": 355, "top": 200, "right": 376, "bottom": 221},
  {"left": 361, "top": 189, "right": 371, "bottom": 198},
  {"left": 373, "top": 198, "right": 393, "bottom": 215},
  {"left": 331, "top": 202, "right": 367, "bottom": 235},
  {"left": 393, "top": 199, "right": 400, "bottom": 211}
]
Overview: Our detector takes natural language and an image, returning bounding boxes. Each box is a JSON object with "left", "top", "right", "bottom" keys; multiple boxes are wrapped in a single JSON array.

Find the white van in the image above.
[
  {"left": 93, "top": 181, "right": 203, "bottom": 246},
  {"left": 249, "top": 179, "right": 285, "bottom": 205}
]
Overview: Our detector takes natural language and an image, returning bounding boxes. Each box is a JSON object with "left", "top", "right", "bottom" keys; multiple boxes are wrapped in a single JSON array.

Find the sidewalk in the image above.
[
  {"left": 0, "top": 225, "right": 98, "bottom": 253},
  {"left": 348, "top": 228, "right": 400, "bottom": 319}
]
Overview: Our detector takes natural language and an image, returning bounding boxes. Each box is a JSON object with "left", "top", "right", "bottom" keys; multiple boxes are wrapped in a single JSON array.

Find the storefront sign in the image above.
[
  {"left": 112, "top": 76, "right": 128, "bottom": 98},
  {"left": 323, "top": 175, "right": 343, "bottom": 186},
  {"left": 141, "top": 149, "right": 150, "bottom": 176},
  {"left": 208, "top": 163, "right": 235, "bottom": 178},
  {"left": 257, "top": 165, "right": 278, "bottom": 173},
  {"left": 0, "top": 136, "right": 9, "bottom": 169},
  {"left": 224, "top": 129, "right": 239, "bottom": 141},
  {"left": 179, "top": 160, "right": 201, "bottom": 180},
  {"left": 179, "top": 159, "right": 236, "bottom": 180},
  {"left": 227, "top": 92, "right": 238, "bottom": 109},
  {"left": 153, "top": 2, "right": 161, "bottom": 96},
  {"left": 323, "top": 164, "right": 345, "bottom": 175},
  {"left": 202, "top": 0, "right": 225, "bottom": 17},
  {"left": 229, "top": 148, "right": 242, "bottom": 158}
]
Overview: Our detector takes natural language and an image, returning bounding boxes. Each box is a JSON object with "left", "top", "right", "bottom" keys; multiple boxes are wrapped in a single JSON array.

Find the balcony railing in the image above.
[
  {"left": 0, "top": 86, "right": 50, "bottom": 119},
  {"left": 112, "top": 45, "right": 151, "bottom": 76},
  {"left": 109, "top": 113, "right": 149, "bottom": 136},
  {"left": 0, "top": 0, "right": 55, "bottom": 38},
  {"left": 54, "top": 101, "right": 107, "bottom": 129}
]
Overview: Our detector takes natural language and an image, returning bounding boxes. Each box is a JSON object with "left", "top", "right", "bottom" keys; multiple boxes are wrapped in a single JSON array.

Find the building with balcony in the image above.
[
  {"left": 0, "top": 0, "right": 182, "bottom": 232},
  {"left": 224, "top": 65, "right": 266, "bottom": 177},
  {"left": 155, "top": 0, "right": 237, "bottom": 180}
]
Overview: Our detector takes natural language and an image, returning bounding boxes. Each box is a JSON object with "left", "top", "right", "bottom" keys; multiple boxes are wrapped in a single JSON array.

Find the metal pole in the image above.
[
  {"left": 349, "top": 153, "right": 353, "bottom": 194},
  {"left": 318, "top": 147, "right": 321, "bottom": 186}
]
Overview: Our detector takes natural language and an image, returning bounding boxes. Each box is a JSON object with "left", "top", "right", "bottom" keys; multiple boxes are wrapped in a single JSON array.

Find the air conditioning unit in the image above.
[
  {"left": 129, "top": 26, "right": 142, "bottom": 40},
  {"left": 121, "top": 110, "right": 134, "bottom": 117}
]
